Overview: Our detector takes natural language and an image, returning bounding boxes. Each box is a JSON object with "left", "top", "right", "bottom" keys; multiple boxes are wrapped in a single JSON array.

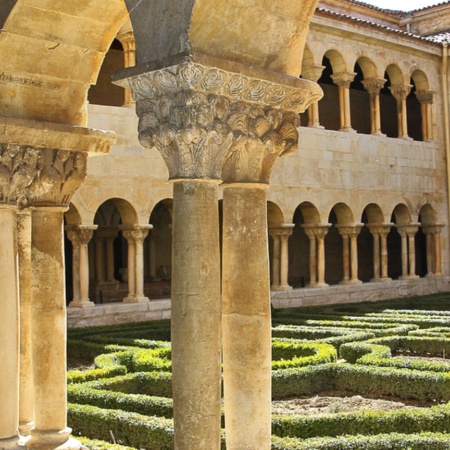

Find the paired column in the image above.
[
  {"left": 416, "top": 89, "right": 435, "bottom": 142},
  {"left": 362, "top": 78, "right": 386, "bottom": 135},
  {"left": 17, "top": 210, "right": 34, "bottom": 436},
  {"left": 0, "top": 120, "right": 115, "bottom": 450},
  {"left": 0, "top": 204, "right": 20, "bottom": 449},
  {"left": 390, "top": 84, "right": 412, "bottom": 139},
  {"left": 337, "top": 225, "right": 362, "bottom": 285},
  {"left": 423, "top": 224, "right": 444, "bottom": 277},
  {"left": 117, "top": 24, "right": 136, "bottom": 108},
  {"left": 269, "top": 224, "right": 294, "bottom": 291},
  {"left": 302, "top": 65, "right": 325, "bottom": 128},
  {"left": 332, "top": 72, "right": 356, "bottom": 132},
  {"left": 397, "top": 224, "right": 420, "bottom": 279},
  {"left": 368, "top": 224, "right": 392, "bottom": 282},
  {"left": 118, "top": 57, "right": 321, "bottom": 450},
  {"left": 302, "top": 224, "right": 330, "bottom": 288},
  {"left": 66, "top": 225, "right": 97, "bottom": 308},
  {"left": 121, "top": 225, "right": 152, "bottom": 303}
]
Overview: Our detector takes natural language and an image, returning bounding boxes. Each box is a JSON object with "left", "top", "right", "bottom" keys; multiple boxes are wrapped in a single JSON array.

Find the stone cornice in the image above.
[
  {"left": 115, "top": 60, "right": 322, "bottom": 113},
  {"left": 0, "top": 117, "right": 116, "bottom": 156}
]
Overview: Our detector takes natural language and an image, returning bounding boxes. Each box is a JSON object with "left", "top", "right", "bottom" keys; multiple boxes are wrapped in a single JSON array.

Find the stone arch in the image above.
[
  {"left": 302, "top": 44, "right": 316, "bottom": 70},
  {"left": 411, "top": 69, "right": 430, "bottom": 92},
  {"left": 385, "top": 63, "right": 405, "bottom": 86},
  {"left": 350, "top": 60, "right": 371, "bottom": 135},
  {"left": 0, "top": 0, "right": 129, "bottom": 124},
  {"left": 93, "top": 197, "right": 138, "bottom": 226},
  {"left": 358, "top": 203, "right": 385, "bottom": 283},
  {"left": 419, "top": 203, "right": 437, "bottom": 225},
  {"left": 388, "top": 203, "right": 412, "bottom": 280},
  {"left": 408, "top": 69, "right": 431, "bottom": 142},
  {"left": 324, "top": 49, "right": 347, "bottom": 74},
  {"left": 289, "top": 201, "right": 321, "bottom": 287},
  {"left": 267, "top": 201, "right": 285, "bottom": 225},
  {"left": 65, "top": 202, "right": 82, "bottom": 226},
  {"left": 380, "top": 64, "right": 401, "bottom": 138}
]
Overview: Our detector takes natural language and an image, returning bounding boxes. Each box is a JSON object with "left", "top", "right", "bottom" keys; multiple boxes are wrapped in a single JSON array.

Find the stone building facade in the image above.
[{"left": 67, "top": 1, "right": 450, "bottom": 326}]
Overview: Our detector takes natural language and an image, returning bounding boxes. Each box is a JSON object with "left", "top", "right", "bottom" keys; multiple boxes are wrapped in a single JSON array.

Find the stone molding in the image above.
[
  {"left": 121, "top": 61, "right": 322, "bottom": 111},
  {"left": 415, "top": 89, "right": 435, "bottom": 105},
  {"left": 0, "top": 117, "right": 116, "bottom": 156},
  {"left": 362, "top": 78, "right": 386, "bottom": 94}
]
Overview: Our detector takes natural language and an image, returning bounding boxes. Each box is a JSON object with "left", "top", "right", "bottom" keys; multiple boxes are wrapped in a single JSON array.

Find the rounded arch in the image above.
[
  {"left": 267, "top": 201, "right": 285, "bottom": 225},
  {"left": 329, "top": 203, "right": 354, "bottom": 224},
  {"left": 0, "top": 0, "right": 129, "bottom": 124},
  {"left": 94, "top": 197, "right": 138, "bottom": 226},
  {"left": 391, "top": 203, "right": 412, "bottom": 225},
  {"left": 385, "top": 63, "right": 405, "bottom": 86},
  {"left": 411, "top": 69, "right": 430, "bottom": 92},
  {"left": 302, "top": 44, "right": 316, "bottom": 71},
  {"left": 356, "top": 56, "right": 378, "bottom": 80},
  {"left": 65, "top": 202, "right": 82, "bottom": 226},
  {"left": 419, "top": 203, "right": 438, "bottom": 226},
  {"left": 324, "top": 49, "right": 347, "bottom": 74},
  {"left": 294, "top": 201, "right": 321, "bottom": 224},
  {"left": 362, "top": 203, "right": 385, "bottom": 224}
]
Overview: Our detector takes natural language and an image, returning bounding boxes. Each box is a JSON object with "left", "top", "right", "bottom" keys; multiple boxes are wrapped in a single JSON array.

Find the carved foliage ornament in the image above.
[
  {"left": 0, "top": 144, "right": 87, "bottom": 207},
  {"left": 129, "top": 62, "right": 321, "bottom": 112}
]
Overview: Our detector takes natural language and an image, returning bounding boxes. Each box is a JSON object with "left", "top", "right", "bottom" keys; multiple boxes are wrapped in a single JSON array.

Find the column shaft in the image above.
[
  {"left": 17, "top": 210, "right": 34, "bottom": 435},
  {"left": 341, "top": 235, "right": 350, "bottom": 283},
  {"left": 400, "top": 234, "right": 408, "bottom": 278},
  {"left": 222, "top": 186, "right": 271, "bottom": 450},
  {"left": 372, "top": 232, "right": 380, "bottom": 280},
  {"left": 308, "top": 237, "right": 317, "bottom": 286},
  {"left": 271, "top": 234, "right": 281, "bottom": 289},
  {"left": 426, "top": 232, "right": 434, "bottom": 276},
  {"left": 308, "top": 102, "right": 320, "bottom": 128},
  {"left": 29, "top": 207, "right": 72, "bottom": 447},
  {"left": 95, "top": 237, "right": 105, "bottom": 282},
  {"left": 317, "top": 237, "right": 326, "bottom": 286},
  {"left": 172, "top": 181, "right": 222, "bottom": 450},
  {"left": 71, "top": 240, "right": 81, "bottom": 301},
  {"left": 350, "top": 235, "right": 360, "bottom": 283},
  {"left": 124, "top": 237, "right": 136, "bottom": 301},
  {"left": 380, "top": 232, "right": 390, "bottom": 280},
  {"left": 105, "top": 237, "right": 115, "bottom": 282},
  {"left": 433, "top": 233, "right": 442, "bottom": 275},
  {"left": 408, "top": 234, "right": 416, "bottom": 277},
  {"left": 0, "top": 205, "right": 20, "bottom": 446},
  {"left": 279, "top": 234, "right": 291, "bottom": 288}
]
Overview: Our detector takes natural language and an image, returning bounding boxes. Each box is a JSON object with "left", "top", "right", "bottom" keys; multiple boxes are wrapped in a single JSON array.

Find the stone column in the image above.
[
  {"left": 269, "top": 231, "right": 281, "bottom": 289},
  {"left": 95, "top": 234, "right": 106, "bottom": 283},
  {"left": 66, "top": 227, "right": 82, "bottom": 304},
  {"left": 0, "top": 119, "right": 115, "bottom": 450},
  {"left": 431, "top": 225, "right": 444, "bottom": 276},
  {"left": 368, "top": 224, "right": 392, "bottom": 282},
  {"left": 338, "top": 225, "right": 362, "bottom": 285},
  {"left": 332, "top": 72, "right": 356, "bottom": 132},
  {"left": 122, "top": 229, "right": 137, "bottom": 302},
  {"left": 397, "top": 224, "right": 419, "bottom": 279},
  {"left": 269, "top": 224, "right": 294, "bottom": 291},
  {"left": 17, "top": 210, "right": 34, "bottom": 436},
  {"left": 315, "top": 225, "right": 330, "bottom": 287},
  {"left": 0, "top": 203, "right": 20, "bottom": 449},
  {"left": 362, "top": 78, "right": 386, "bottom": 135},
  {"left": 122, "top": 225, "right": 152, "bottom": 303},
  {"left": 302, "top": 65, "right": 325, "bottom": 128},
  {"left": 303, "top": 226, "right": 317, "bottom": 287},
  {"left": 67, "top": 225, "right": 97, "bottom": 308},
  {"left": 423, "top": 227, "right": 435, "bottom": 277},
  {"left": 416, "top": 90, "right": 435, "bottom": 142},
  {"left": 117, "top": 26, "right": 136, "bottom": 108},
  {"left": 149, "top": 232, "right": 158, "bottom": 281},
  {"left": 390, "top": 84, "right": 412, "bottom": 139},
  {"left": 116, "top": 57, "right": 321, "bottom": 450}
]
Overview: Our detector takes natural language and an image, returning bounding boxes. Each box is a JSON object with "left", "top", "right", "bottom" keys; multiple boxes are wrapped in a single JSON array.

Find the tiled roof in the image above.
[
  {"left": 345, "top": 0, "right": 450, "bottom": 14},
  {"left": 425, "top": 31, "right": 450, "bottom": 43},
  {"left": 315, "top": 7, "right": 439, "bottom": 45}
]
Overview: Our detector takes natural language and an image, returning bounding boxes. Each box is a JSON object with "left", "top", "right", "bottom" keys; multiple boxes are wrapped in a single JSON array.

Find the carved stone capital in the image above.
[
  {"left": 301, "top": 65, "right": 326, "bottom": 83},
  {"left": 0, "top": 118, "right": 116, "bottom": 207},
  {"left": 269, "top": 223, "right": 295, "bottom": 237},
  {"left": 396, "top": 223, "right": 419, "bottom": 237},
  {"left": 331, "top": 72, "right": 356, "bottom": 89},
  {"left": 66, "top": 225, "right": 97, "bottom": 246},
  {"left": 121, "top": 224, "right": 153, "bottom": 243},
  {"left": 367, "top": 223, "right": 393, "bottom": 237},
  {"left": 415, "top": 89, "right": 435, "bottom": 105},
  {"left": 389, "top": 85, "right": 412, "bottom": 102},
  {"left": 0, "top": 145, "right": 87, "bottom": 207},
  {"left": 301, "top": 224, "right": 331, "bottom": 240},
  {"left": 422, "top": 223, "right": 444, "bottom": 236},
  {"left": 337, "top": 224, "right": 363, "bottom": 238},
  {"left": 362, "top": 78, "right": 386, "bottom": 95},
  {"left": 116, "top": 61, "right": 322, "bottom": 182}
]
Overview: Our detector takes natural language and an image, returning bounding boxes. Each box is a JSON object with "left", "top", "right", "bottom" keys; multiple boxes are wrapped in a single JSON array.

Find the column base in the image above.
[
  {"left": 24, "top": 429, "right": 86, "bottom": 450},
  {"left": 19, "top": 420, "right": 35, "bottom": 437},
  {"left": 311, "top": 282, "right": 329, "bottom": 288},
  {"left": 340, "top": 127, "right": 356, "bottom": 133},
  {"left": 340, "top": 279, "right": 362, "bottom": 285},
  {"left": 0, "top": 435, "right": 21, "bottom": 449},
  {"left": 400, "top": 275, "right": 420, "bottom": 280},
  {"left": 68, "top": 299, "right": 95, "bottom": 308},
  {"left": 123, "top": 296, "right": 150, "bottom": 303},
  {"left": 271, "top": 284, "right": 292, "bottom": 291}
]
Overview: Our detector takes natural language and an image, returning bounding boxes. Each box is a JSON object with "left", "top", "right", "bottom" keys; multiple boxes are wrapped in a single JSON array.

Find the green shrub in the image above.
[{"left": 272, "top": 341, "right": 337, "bottom": 369}]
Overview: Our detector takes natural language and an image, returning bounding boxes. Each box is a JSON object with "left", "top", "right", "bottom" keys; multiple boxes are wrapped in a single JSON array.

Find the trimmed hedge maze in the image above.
[{"left": 68, "top": 293, "right": 450, "bottom": 449}]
